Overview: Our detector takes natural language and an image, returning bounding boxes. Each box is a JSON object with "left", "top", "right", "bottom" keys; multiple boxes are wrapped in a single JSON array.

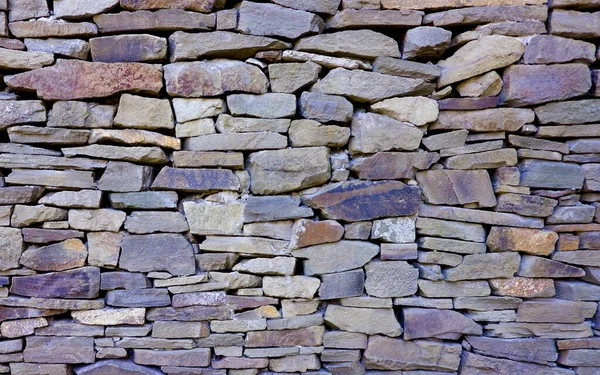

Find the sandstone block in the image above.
[
  {"left": 325, "top": 305, "right": 402, "bottom": 337},
  {"left": 120, "top": 234, "right": 195, "bottom": 275},
  {"left": 365, "top": 260, "right": 418, "bottom": 298},
  {"left": 295, "top": 29, "right": 399, "bottom": 59},
  {"left": 403, "top": 307, "right": 482, "bottom": 340},
  {"left": 237, "top": 1, "right": 324, "bottom": 39},
  {"left": 298, "top": 91, "right": 353, "bottom": 123}
]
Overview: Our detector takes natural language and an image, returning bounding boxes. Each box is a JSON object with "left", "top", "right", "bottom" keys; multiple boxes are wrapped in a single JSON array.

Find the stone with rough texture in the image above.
[
  {"left": 465, "top": 336, "right": 558, "bottom": 365},
  {"left": 430, "top": 108, "right": 534, "bottom": 132},
  {"left": 68, "top": 209, "right": 125, "bottom": 232},
  {"left": 549, "top": 9, "right": 600, "bottom": 40},
  {"left": 55, "top": 0, "right": 118, "bottom": 18},
  {"left": 423, "top": 5, "right": 548, "bottom": 27},
  {"left": 289, "top": 120, "right": 350, "bottom": 148},
  {"left": 516, "top": 299, "right": 597, "bottom": 323},
  {"left": 11, "top": 267, "right": 100, "bottom": 299},
  {"left": 263, "top": 276, "right": 320, "bottom": 298},
  {"left": 0, "top": 100, "right": 46, "bottom": 128},
  {"left": 98, "top": 161, "right": 153, "bottom": 192},
  {"left": 457, "top": 71, "right": 503, "bottom": 97},
  {"left": 124, "top": 212, "right": 189, "bottom": 234},
  {"left": 417, "top": 170, "right": 497, "bottom": 208},
  {"left": 19, "top": 239, "right": 87, "bottom": 271},
  {"left": 248, "top": 147, "right": 330, "bottom": 195},
  {"left": 371, "top": 97, "right": 438, "bottom": 126},
  {"left": 94, "top": 9, "right": 215, "bottom": 33},
  {"left": 48, "top": 101, "right": 115, "bottom": 129},
  {"left": 114, "top": 94, "right": 173, "bottom": 130},
  {"left": 269, "top": 62, "right": 321, "bottom": 94},
  {"left": 403, "top": 26, "right": 452, "bottom": 60},
  {"left": 351, "top": 152, "right": 439, "bottom": 180},
  {"left": 237, "top": 1, "right": 324, "bottom": 39},
  {"left": 290, "top": 219, "right": 344, "bottom": 249},
  {"left": 90, "top": 34, "right": 167, "bottom": 63},
  {"left": 496, "top": 193, "right": 558, "bottom": 217},
  {"left": 74, "top": 359, "right": 165, "bottom": 375},
  {"left": 519, "top": 160, "right": 585, "bottom": 189},
  {"left": 327, "top": 9, "right": 423, "bottom": 29},
  {"left": 26, "top": 38, "right": 89, "bottom": 60},
  {"left": 312, "top": 68, "right": 434, "bottom": 103},
  {"left": 524, "top": 35, "right": 596, "bottom": 64},
  {"left": 120, "top": 234, "right": 195, "bottom": 276},
  {"left": 183, "top": 200, "right": 244, "bottom": 236},
  {"left": 72, "top": 308, "right": 146, "bottom": 325},
  {"left": 319, "top": 269, "right": 365, "bottom": 300},
  {"left": 120, "top": 0, "right": 221, "bottom": 12},
  {"left": 325, "top": 305, "right": 402, "bottom": 337},
  {"left": 227, "top": 93, "right": 296, "bottom": 119},
  {"left": 501, "top": 63, "right": 592, "bottom": 106},
  {"left": 296, "top": 30, "right": 399, "bottom": 59},
  {"left": 373, "top": 56, "right": 441, "bottom": 81},
  {"left": 460, "top": 352, "right": 575, "bottom": 375},
  {"left": 8, "top": 20, "right": 98, "bottom": 38},
  {"left": 403, "top": 308, "right": 482, "bottom": 340},
  {"left": 365, "top": 261, "right": 418, "bottom": 298},
  {"left": 293, "top": 240, "right": 379, "bottom": 275},
  {"left": 363, "top": 335, "right": 461, "bottom": 371},
  {"left": 5, "top": 60, "right": 162, "bottom": 101},
  {"left": 518, "top": 255, "right": 585, "bottom": 278},
  {"left": 24, "top": 336, "right": 94, "bottom": 364},
  {"left": 487, "top": 227, "right": 558, "bottom": 255},
  {"left": 152, "top": 167, "right": 240, "bottom": 192},
  {"left": 350, "top": 112, "right": 423, "bottom": 154},
  {"left": 298, "top": 92, "right": 353, "bottom": 123},
  {"left": 445, "top": 252, "right": 521, "bottom": 281},
  {"left": 164, "top": 60, "right": 268, "bottom": 97},
  {"left": 438, "top": 36, "right": 524, "bottom": 87},
  {"left": 0, "top": 228, "right": 23, "bottom": 271},
  {"left": 0, "top": 48, "right": 54, "bottom": 71}
]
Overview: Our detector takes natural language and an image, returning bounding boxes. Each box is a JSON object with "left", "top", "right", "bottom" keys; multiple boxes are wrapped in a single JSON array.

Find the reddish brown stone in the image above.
[
  {"left": 289, "top": 219, "right": 344, "bottom": 249},
  {"left": 90, "top": 35, "right": 167, "bottom": 63},
  {"left": 120, "top": 0, "right": 221, "bottom": 12},
  {"left": 487, "top": 227, "right": 558, "bottom": 256},
  {"left": 94, "top": 10, "right": 215, "bottom": 33},
  {"left": 500, "top": 63, "right": 592, "bottom": 107},
  {"left": 19, "top": 239, "right": 87, "bottom": 271},
  {"left": 5, "top": 60, "right": 163, "bottom": 100},
  {"left": 0, "top": 307, "right": 65, "bottom": 322},
  {"left": 10, "top": 267, "right": 100, "bottom": 299},
  {"left": 245, "top": 326, "right": 324, "bottom": 347},
  {"left": 302, "top": 180, "right": 421, "bottom": 221}
]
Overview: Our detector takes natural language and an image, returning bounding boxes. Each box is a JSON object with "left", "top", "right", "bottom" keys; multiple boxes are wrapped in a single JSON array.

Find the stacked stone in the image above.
[{"left": 0, "top": 0, "right": 599, "bottom": 374}]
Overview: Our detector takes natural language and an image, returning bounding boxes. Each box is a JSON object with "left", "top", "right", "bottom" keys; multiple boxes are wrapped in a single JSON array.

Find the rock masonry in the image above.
[{"left": 0, "top": 0, "right": 599, "bottom": 374}]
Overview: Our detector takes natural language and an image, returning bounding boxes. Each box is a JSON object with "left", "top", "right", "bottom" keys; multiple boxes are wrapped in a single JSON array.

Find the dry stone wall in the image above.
[{"left": 0, "top": 0, "right": 599, "bottom": 374}]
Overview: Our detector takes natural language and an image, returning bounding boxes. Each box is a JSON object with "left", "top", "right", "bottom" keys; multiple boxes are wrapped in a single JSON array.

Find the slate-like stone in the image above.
[
  {"left": 423, "top": 5, "right": 548, "bottom": 26},
  {"left": 12, "top": 204, "right": 67, "bottom": 228},
  {"left": 403, "top": 308, "right": 482, "bottom": 340},
  {"left": 460, "top": 352, "right": 575, "bottom": 375},
  {"left": 0, "top": 47, "right": 54, "bottom": 71},
  {"left": 152, "top": 167, "right": 240, "bottom": 192},
  {"left": 233, "top": 257, "right": 296, "bottom": 276},
  {"left": 555, "top": 281, "right": 600, "bottom": 301},
  {"left": 120, "top": 234, "right": 195, "bottom": 276},
  {"left": 164, "top": 60, "right": 268, "bottom": 97},
  {"left": 325, "top": 305, "right": 402, "bottom": 337},
  {"left": 39, "top": 190, "right": 102, "bottom": 209},
  {"left": 183, "top": 132, "right": 287, "bottom": 151},
  {"left": 364, "top": 260, "right": 418, "bottom": 298},
  {"left": 11, "top": 267, "right": 100, "bottom": 299},
  {"left": 268, "top": 62, "right": 321, "bottom": 94},
  {"left": 170, "top": 31, "right": 289, "bottom": 61},
  {"left": 248, "top": 147, "right": 330, "bottom": 195},
  {"left": 101, "top": 272, "right": 150, "bottom": 291},
  {"left": 227, "top": 93, "right": 296, "bottom": 119},
  {"left": 417, "top": 170, "right": 497, "bottom": 208},
  {"left": 184, "top": 200, "right": 244, "bottom": 236},
  {"left": 496, "top": 193, "right": 558, "bottom": 217},
  {"left": 293, "top": 240, "right": 379, "bottom": 275},
  {"left": 430, "top": 108, "right": 534, "bottom": 132},
  {"left": 19, "top": 239, "right": 87, "bottom": 271},
  {"left": 120, "top": 0, "right": 221, "bottom": 11},
  {"left": 456, "top": 71, "right": 503, "bottom": 97},
  {"left": 295, "top": 29, "right": 399, "bottom": 59},
  {"left": 74, "top": 359, "right": 165, "bottom": 375},
  {"left": 94, "top": 9, "right": 215, "bottom": 32},
  {"left": 0, "top": 228, "right": 24, "bottom": 271},
  {"left": 326, "top": 9, "right": 423, "bottom": 29},
  {"left": 243, "top": 195, "right": 313, "bottom": 223},
  {"left": 0, "top": 101, "right": 46, "bottom": 130},
  {"left": 403, "top": 26, "right": 451, "bottom": 61},
  {"left": 518, "top": 255, "right": 585, "bottom": 278},
  {"left": 438, "top": 36, "right": 524, "bottom": 87},
  {"left": 518, "top": 160, "right": 585, "bottom": 189},
  {"left": 416, "top": 217, "right": 485, "bottom": 242},
  {"left": 8, "top": 19, "right": 98, "bottom": 38},
  {"left": 133, "top": 348, "right": 210, "bottom": 367},
  {"left": 351, "top": 152, "right": 439, "bottom": 180},
  {"left": 373, "top": 56, "right": 441, "bottom": 81},
  {"left": 68, "top": 209, "right": 126, "bottom": 232},
  {"left": 535, "top": 100, "right": 600, "bottom": 125},
  {"left": 445, "top": 252, "right": 521, "bottom": 281},
  {"left": 90, "top": 34, "right": 167, "bottom": 62},
  {"left": 371, "top": 96, "right": 439, "bottom": 126},
  {"left": 465, "top": 336, "right": 558, "bottom": 365},
  {"left": 311, "top": 68, "right": 434, "bottom": 103},
  {"left": 72, "top": 308, "right": 146, "bottom": 325},
  {"left": 549, "top": 9, "right": 600, "bottom": 39},
  {"left": 237, "top": 1, "right": 324, "bottom": 39},
  {"left": 319, "top": 269, "right": 365, "bottom": 300},
  {"left": 109, "top": 192, "right": 178, "bottom": 210},
  {"left": 24, "top": 336, "right": 94, "bottom": 364},
  {"left": 419, "top": 204, "right": 544, "bottom": 229},
  {"left": 199, "top": 236, "right": 289, "bottom": 257},
  {"left": 289, "top": 120, "right": 350, "bottom": 148},
  {"left": 516, "top": 299, "right": 597, "bottom": 323},
  {"left": 302, "top": 180, "right": 421, "bottom": 221},
  {"left": 524, "top": 34, "right": 595, "bottom": 64},
  {"left": 298, "top": 91, "right": 354, "bottom": 123},
  {"left": 500, "top": 63, "right": 592, "bottom": 106},
  {"left": 245, "top": 326, "right": 324, "bottom": 347},
  {"left": 263, "top": 276, "right": 320, "bottom": 299},
  {"left": 107, "top": 289, "right": 171, "bottom": 308},
  {"left": 363, "top": 335, "right": 461, "bottom": 371},
  {"left": 5, "top": 59, "right": 163, "bottom": 100}
]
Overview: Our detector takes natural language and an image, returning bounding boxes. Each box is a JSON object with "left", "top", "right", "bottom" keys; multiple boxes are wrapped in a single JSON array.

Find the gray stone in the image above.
[
  {"left": 101, "top": 271, "right": 150, "bottom": 290},
  {"left": 313, "top": 68, "right": 434, "bottom": 103},
  {"left": 68, "top": 209, "right": 125, "bottom": 232},
  {"left": 90, "top": 34, "right": 167, "bottom": 63},
  {"left": 289, "top": 120, "right": 350, "bottom": 148},
  {"left": 535, "top": 100, "right": 600, "bottom": 125},
  {"left": 98, "top": 161, "right": 153, "bottom": 192},
  {"left": 418, "top": 237, "right": 485, "bottom": 255},
  {"left": 556, "top": 281, "right": 600, "bottom": 301},
  {"left": 243, "top": 195, "right": 313, "bottom": 223},
  {"left": 233, "top": 257, "right": 296, "bottom": 276},
  {"left": 74, "top": 360, "right": 165, "bottom": 375},
  {"left": 416, "top": 217, "right": 485, "bottom": 242},
  {"left": 184, "top": 200, "right": 244, "bottom": 236},
  {"left": 109, "top": 192, "right": 179, "bottom": 210},
  {"left": 516, "top": 299, "right": 597, "bottom": 323},
  {"left": 62, "top": 144, "right": 168, "bottom": 164},
  {"left": 0, "top": 100, "right": 46, "bottom": 128},
  {"left": 272, "top": 0, "right": 340, "bottom": 14},
  {"left": 48, "top": 101, "right": 115, "bottom": 128},
  {"left": 132, "top": 348, "right": 211, "bottom": 367},
  {"left": 403, "top": 26, "right": 451, "bottom": 60},
  {"left": 173, "top": 98, "right": 225, "bottom": 123},
  {"left": 325, "top": 305, "right": 402, "bottom": 337},
  {"left": 295, "top": 29, "right": 399, "bottom": 59},
  {"left": 524, "top": 34, "right": 596, "bottom": 64},
  {"left": 8, "top": 20, "right": 98, "bottom": 39},
  {"left": 319, "top": 269, "right": 365, "bottom": 300},
  {"left": 248, "top": 147, "right": 330, "bottom": 195},
  {"left": 215, "top": 115, "right": 290, "bottom": 133},
  {"left": 430, "top": 108, "right": 534, "bottom": 132},
  {"left": 547, "top": 205, "right": 596, "bottom": 224},
  {"left": 120, "top": 234, "right": 195, "bottom": 276},
  {"left": 152, "top": 167, "right": 240, "bottom": 192},
  {"left": 465, "top": 336, "right": 558, "bottom": 365},
  {"left": 237, "top": 1, "right": 324, "bottom": 39},
  {"left": 0, "top": 228, "right": 23, "bottom": 271},
  {"left": 73, "top": 308, "right": 146, "bottom": 325},
  {"left": 107, "top": 289, "right": 171, "bottom": 308},
  {"left": 39, "top": 190, "right": 101, "bottom": 209},
  {"left": 371, "top": 217, "right": 415, "bottom": 243},
  {"left": 549, "top": 9, "right": 600, "bottom": 39},
  {"left": 444, "top": 252, "right": 521, "bottom": 281},
  {"left": 227, "top": 93, "right": 296, "bottom": 119},
  {"left": 373, "top": 56, "right": 441, "bottom": 81},
  {"left": 350, "top": 112, "right": 422, "bottom": 154},
  {"left": 183, "top": 132, "right": 287, "bottom": 151},
  {"left": 456, "top": 71, "right": 503, "bottom": 97},
  {"left": 365, "top": 260, "right": 419, "bottom": 298},
  {"left": 24, "top": 38, "right": 89, "bottom": 59},
  {"left": 0, "top": 186, "right": 44, "bottom": 205},
  {"left": 351, "top": 152, "right": 439, "bottom": 180},
  {"left": 293, "top": 240, "right": 379, "bottom": 275},
  {"left": 298, "top": 91, "right": 354, "bottom": 123},
  {"left": 11, "top": 204, "right": 67, "bottom": 227},
  {"left": 269, "top": 62, "right": 321, "bottom": 93},
  {"left": 403, "top": 308, "right": 482, "bottom": 340},
  {"left": 152, "top": 321, "right": 209, "bottom": 339},
  {"left": 93, "top": 9, "right": 215, "bottom": 33},
  {"left": 423, "top": 5, "right": 548, "bottom": 27},
  {"left": 419, "top": 204, "right": 544, "bottom": 229},
  {"left": 496, "top": 193, "right": 558, "bottom": 217},
  {"left": 417, "top": 170, "right": 496, "bottom": 208},
  {"left": 518, "top": 255, "right": 585, "bottom": 278},
  {"left": 54, "top": 0, "right": 119, "bottom": 19},
  {"left": 7, "top": 126, "right": 89, "bottom": 145},
  {"left": 371, "top": 96, "right": 439, "bottom": 126},
  {"left": 326, "top": 9, "right": 423, "bottom": 29},
  {"left": 124, "top": 211, "right": 189, "bottom": 234},
  {"left": 519, "top": 160, "right": 585, "bottom": 189}
]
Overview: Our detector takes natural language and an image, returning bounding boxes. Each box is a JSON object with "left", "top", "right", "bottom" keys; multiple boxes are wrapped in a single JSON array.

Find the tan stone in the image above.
[
  {"left": 120, "top": 0, "right": 221, "bottom": 12},
  {"left": 94, "top": 9, "right": 215, "bottom": 33},
  {"left": 263, "top": 276, "right": 320, "bottom": 299},
  {"left": 382, "top": 0, "right": 545, "bottom": 10},
  {"left": 0, "top": 48, "right": 53, "bottom": 70},
  {"left": 430, "top": 108, "right": 534, "bottom": 132},
  {"left": 183, "top": 200, "right": 244, "bottom": 236},
  {"left": 370, "top": 96, "right": 438, "bottom": 126},
  {"left": 9, "top": 20, "right": 97, "bottom": 38},
  {"left": 326, "top": 9, "right": 423, "bottom": 29},
  {"left": 114, "top": 94, "right": 173, "bottom": 130},
  {"left": 89, "top": 129, "right": 180, "bottom": 150},
  {"left": 72, "top": 308, "right": 145, "bottom": 325},
  {"left": 325, "top": 305, "right": 402, "bottom": 337},
  {"left": 487, "top": 227, "right": 558, "bottom": 255},
  {"left": 289, "top": 120, "right": 350, "bottom": 148},
  {"left": 457, "top": 71, "right": 503, "bottom": 97},
  {"left": 416, "top": 170, "right": 497, "bottom": 208},
  {"left": 295, "top": 29, "right": 399, "bottom": 59}
]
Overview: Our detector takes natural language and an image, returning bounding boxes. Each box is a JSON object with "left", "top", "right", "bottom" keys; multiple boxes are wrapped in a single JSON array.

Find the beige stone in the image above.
[
  {"left": 457, "top": 71, "right": 503, "bottom": 97},
  {"left": 325, "top": 305, "right": 402, "bottom": 337},
  {"left": 114, "top": 94, "right": 174, "bottom": 130},
  {"left": 370, "top": 96, "right": 439, "bottom": 126},
  {"left": 72, "top": 308, "right": 145, "bottom": 325},
  {"left": 263, "top": 276, "right": 320, "bottom": 298},
  {"left": 183, "top": 200, "right": 244, "bottom": 236}
]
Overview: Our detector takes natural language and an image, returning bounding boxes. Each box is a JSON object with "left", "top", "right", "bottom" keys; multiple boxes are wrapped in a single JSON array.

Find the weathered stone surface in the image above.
[
  {"left": 496, "top": 193, "right": 558, "bottom": 217},
  {"left": 371, "top": 97, "right": 438, "bottom": 126},
  {"left": 107, "top": 289, "right": 170, "bottom": 308},
  {"left": 296, "top": 30, "right": 399, "bottom": 59},
  {"left": 19, "top": 239, "right": 87, "bottom": 272},
  {"left": 549, "top": 9, "right": 600, "bottom": 39},
  {"left": 319, "top": 269, "right": 365, "bottom": 300},
  {"left": 233, "top": 257, "right": 296, "bottom": 276},
  {"left": 538, "top": 124, "right": 600, "bottom": 138},
  {"left": 94, "top": 9, "right": 215, "bottom": 32},
  {"left": 289, "top": 120, "right": 350, "bottom": 148},
  {"left": 48, "top": 101, "right": 115, "bottom": 129},
  {"left": 417, "top": 170, "right": 496, "bottom": 208},
  {"left": 487, "top": 227, "right": 558, "bottom": 256},
  {"left": 0, "top": 228, "right": 23, "bottom": 271},
  {"left": 184, "top": 132, "right": 287, "bottom": 151},
  {"left": 350, "top": 112, "right": 422, "bottom": 154},
  {"left": 114, "top": 94, "right": 173, "bottom": 130},
  {"left": 423, "top": 5, "right": 548, "bottom": 26},
  {"left": 460, "top": 352, "right": 574, "bottom": 375},
  {"left": 237, "top": 1, "right": 324, "bottom": 39},
  {"left": 0, "top": 186, "right": 43, "bottom": 205},
  {"left": 173, "top": 98, "right": 224, "bottom": 123},
  {"left": 303, "top": 180, "right": 421, "bottom": 221},
  {"left": 243, "top": 195, "right": 313, "bottom": 223},
  {"left": 152, "top": 167, "right": 240, "bottom": 192},
  {"left": 444, "top": 149, "right": 518, "bottom": 169},
  {"left": 417, "top": 217, "right": 485, "bottom": 242},
  {"left": 263, "top": 276, "right": 320, "bottom": 298},
  {"left": 11, "top": 267, "right": 100, "bottom": 299},
  {"left": 248, "top": 147, "right": 330, "bottom": 195},
  {"left": 420, "top": 204, "right": 543, "bottom": 229},
  {"left": 199, "top": 236, "right": 288, "bottom": 257},
  {"left": 403, "top": 26, "right": 451, "bottom": 60},
  {"left": 0, "top": 100, "right": 46, "bottom": 128},
  {"left": 518, "top": 255, "right": 585, "bottom": 278},
  {"left": 8, "top": 126, "right": 89, "bottom": 145},
  {"left": 430, "top": 108, "right": 534, "bottom": 132},
  {"left": 363, "top": 335, "right": 461, "bottom": 371},
  {"left": 68, "top": 209, "right": 125, "bottom": 232},
  {"left": 245, "top": 326, "right": 324, "bottom": 347},
  {"left": 519, "top": 160, "right": 585, "bottom": 189},
  {"left": 465, "top": 336, "right": 558, "bottom": 365},
  {"left": 90, "top": 129, "right": 180, "bottom": 150},
  {"left": 124, "top": 211, "right": 189, "bottom": 234},
  {"left": 373, "top": 56, "right": 441, "bottom": 81},
  {"left": 227, "top": 93, "right": 296, "bottom": 119},
  {"left": 438, "top": 36, "right": 524, "bottom": 87},
  {"left": 294, "top": 240, "right": 379, "bottom": 275},
  {"left": 5, "top": 60, "right": 162, "bottom": 100},
  {"left": 165, "top": 60, "right": 268, "bottom": 97},
  {"left": 53, "top": 0, "right": 118, "bottom": 18},
  {"left": 325, "top": 305, "right": 402, "bottom": 337},
  {"left": 298, "top": 91, "right": 353, "bottom": 123},
  {"left": 74, "top": 359, "right": 165, "bottom": 375},
  {"left": 24, "top": 336, "right": 94, "bottom": 364},
  {"left": 0, "top": 47, "right": 54, "bottom": 71},
  {"left": 289, "top": 219, "right": 344, "bottom": 249},
  {"left": 120, "top": 0, "right": 221, "bottom": 12},
  {"left": 109, "top": 192, "right": 178, "bottom": 210},
  {"left": 535, "top": 100, "right": 600, "bottom": 125},
  {"left": 524, "top": 35, "right": 595, "bottom": 64},
  {"left": 101, "top": 271, "right": 149, "bottom": 291},
  {"left": 516, "top": 299, "right": 597, "bottom": 323},
  {"left": 445, "top": 252, "right": 520, "bottom": 281},
  {"left": 24, "top": 38, "right": 88, "bottom": 61},
  {"left": 120, "top": 234, "right": 194, "bottom": 276},
  {"left": 269, "top": 62, "right": 321, "bottom": 94},
  {"left": 38, "top": 190, "right": 101, "bottom": 209},
  {"left": 171, "top": 31, "right": 289, "bottom": 61},
  {"left": 555, "top": 281, "right": 600, "bottom": 301},
  {"left": 152, "top": 321, "right": 209, "bottom": 339},
  {"left": 90, "top": 34, "right": 166, "bottom": 63},
  {"left": 98, "top": 162, "right": 153, "bottom": 193},
  {"left": 183, "top": 200, "right": 244, "bottom": 236},
  {"left": 364, "top": 261, "right": 418, "bottom": 298},
  {"left": 500, "top": 63, "right": 592, "bottom": 106},
  {"left": 403, "top": 308, "right": 482, "bottom": 340},
  {"left": 351, "top": 152, "right": 439, "bottom": 180},
  {"left": 11, "top": 204, "right": 67, "bottom": 227},
  {"left": 133, "top": 348, "right": 210, "bottom": 367},
  {"left": 8, "top": 19, "right": 97, "bottom": 38},
  {"left": 327, "top": 9, "right": 423, "bottom": 29},
  {"left": 312, "top": 68, "right": 434, "bottom": 103},
  {"left": 72, "top": 308, "right": 146, "bottom": 325},
  {"left": 456, "top": 71, "right": 503, "bottom": 97}
]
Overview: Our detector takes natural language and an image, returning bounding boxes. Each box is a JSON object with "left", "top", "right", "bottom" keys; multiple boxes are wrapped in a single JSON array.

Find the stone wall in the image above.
[{"left": 0, "top": 0, "right": 599, "bottom": 374}]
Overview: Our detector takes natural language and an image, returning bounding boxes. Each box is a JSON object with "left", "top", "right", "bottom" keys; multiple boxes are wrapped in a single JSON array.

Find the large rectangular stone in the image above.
[
  {"left": 518, "top": 160, "right": 585, "bottom": 189},
  {"left": 23, "top": 337, "right": 94, "bottom": 364},
  {"left": 94, "top": 9, "right": 215, "bottom": 32},
  {"left": 419, "top": 204, "right": 544, "bottom": 228}
]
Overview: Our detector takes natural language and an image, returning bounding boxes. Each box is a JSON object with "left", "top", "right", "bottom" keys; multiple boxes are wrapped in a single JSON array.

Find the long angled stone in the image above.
[
  {"left": 430, "top": 108, "right": 534, "bottom": 132},
  {"left": 5, "top": 59, "right": 162, "bottom": 100},
  {"left": 460, "top": 352, "right": 574, "bottom": 375},
  {"left": 293, "top": 240, "right": 379, "bottom": 275},
  {"left": 11, "top": 267, "right": 100, "bottom": 299},
  {"left": 485, "top": 322, "right": 592, "bottom": 339},
  {"left": 465, "top": 336, "right": 558, "bottom": 365},
  {"left": 120, "top": 0, "right": 222, "bottom": 12},
  {"left": 94, "top": 9, "right": 215, "bottom": 32},
  {"left": 419, "top": 204, "right": 544, "bottom": 228},
  {"left": 423, "top": 5, "right": 548, "bottom": 26},
  {"left": 295, "top": 29, "right": 399, "bottom": 59},
  {"left": 152, "top": 167, "right": 239, "bottom": 192},
  {"left": 199, "top": 237, "right": 289, "bottom": 257}
]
